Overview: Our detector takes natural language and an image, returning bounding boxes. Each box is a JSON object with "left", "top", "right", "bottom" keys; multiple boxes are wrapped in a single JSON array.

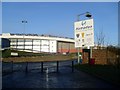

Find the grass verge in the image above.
[{"left": 74, "top": 64, "right": 120, "bottom": 87}]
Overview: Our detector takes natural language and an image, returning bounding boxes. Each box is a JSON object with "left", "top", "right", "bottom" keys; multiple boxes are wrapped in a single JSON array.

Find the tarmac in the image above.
[{"left": 2, "top": 62, "right": 116, "bottom": 88}]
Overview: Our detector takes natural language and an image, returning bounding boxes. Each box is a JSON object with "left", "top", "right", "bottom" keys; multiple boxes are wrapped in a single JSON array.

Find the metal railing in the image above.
[{"left": 2, "top": 60, "right": 77, "bottom": 75}]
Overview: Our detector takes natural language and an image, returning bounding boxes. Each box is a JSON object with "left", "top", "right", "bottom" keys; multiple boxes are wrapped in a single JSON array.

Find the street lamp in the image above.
[
  {"left": 22, "top": 20, "right": 27, "bottom": 50},
  {"left": 77, "top": 12, "right": 92, "bottom": 21},
  {"left": 22, "top": 20, "right": 27, "bottom": 35},
  {"left": 76, "top": 12, "right": 92, "bottom": 63}
]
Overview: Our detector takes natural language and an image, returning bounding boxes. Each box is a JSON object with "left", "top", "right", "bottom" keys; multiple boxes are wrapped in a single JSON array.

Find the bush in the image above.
[{"left": 2, "top": 49, "right": 11, "bottom": 58}]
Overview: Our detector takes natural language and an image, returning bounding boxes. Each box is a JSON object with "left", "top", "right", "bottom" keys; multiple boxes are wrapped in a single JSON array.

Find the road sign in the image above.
[{"left": 74, "top": 19, "right": 94, "bottom": 48}]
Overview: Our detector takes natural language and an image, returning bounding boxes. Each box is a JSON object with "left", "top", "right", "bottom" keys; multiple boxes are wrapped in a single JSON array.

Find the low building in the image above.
[
  {"left": 0, "top": 38, "right": 10, "bottom": 50},
  {"left": 0, "top": 33, "right": 78, "bottom": 53}
]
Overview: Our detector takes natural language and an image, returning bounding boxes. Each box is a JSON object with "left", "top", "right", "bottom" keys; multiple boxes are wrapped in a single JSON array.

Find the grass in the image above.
[
  {"left": 2, "top": 49, "right": 77, "bottom": 62},
  {"left": 2, "top": 49, "right": 11, "bottom": 58},
  {"left": 2, "top": 49, "right": 52, "bottom": 58},
  {"left": 74, "top": 64, "right": 120, "bottom": 86},
  {"left": 2, "top": 55, "right": 77, "bottom": 63},
  {"left": 2, "top": 49, "right": 77, "bottom": 57}
]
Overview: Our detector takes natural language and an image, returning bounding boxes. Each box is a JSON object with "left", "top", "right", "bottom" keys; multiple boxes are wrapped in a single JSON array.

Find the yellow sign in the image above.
[{"left": 81, "top": 33, "right": 84, "bottom": 38}]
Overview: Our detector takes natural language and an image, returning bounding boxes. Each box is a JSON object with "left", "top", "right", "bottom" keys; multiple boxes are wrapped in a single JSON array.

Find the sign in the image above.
[
  {"left": 11, "top": 52, "right": 18, "bottom": 56},
  {"left": 74, "top": 19, "right": 94, "bottom": 48}
]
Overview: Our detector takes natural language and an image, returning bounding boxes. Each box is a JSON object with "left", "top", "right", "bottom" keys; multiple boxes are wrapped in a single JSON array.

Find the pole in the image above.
[
  {"left": 23, "top": 22, "right": 25, "bottom": 51},
  {"left": 57, "top": 61, "right": 59, "bottom": 72},
  {"left": 90, "top": 47, "right": 92, "bottom": 58},
  {"left": 88, "top": 46, "right": 92, "bottom": 64},
  {"left": 23, "top": 22, "right": 25, "bottom": 40},
  {"left": 80, "top": 47, "right": 83, "bottom": 64},
  {"left": 77, "top": 15, "right": 79, "bottom": 21},
  {"left": 26, "top": 62, "right": 28, "bottom": 73},
  {"left": 76, "top": 12, "right": 92, "bottom": 64},
  {"left": 72, "top": 61, "right": 74, "bottom": 72},
  {"left": 78, "top": 47, "right": 80, "bottom": 63},
  {"left": 41, "top": 62, "right": 43, "bottom": 73},
  {"left": 22, "top": 20, "right": 27, "bottom": 51},
  {"left": 11, "top": 61, "right": 13, "bottom": 73}
]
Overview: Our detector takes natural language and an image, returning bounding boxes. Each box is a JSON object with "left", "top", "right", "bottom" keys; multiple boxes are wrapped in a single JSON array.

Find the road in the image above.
[{"left": 2, "top": 60, "right": 116, "bottom": 88}]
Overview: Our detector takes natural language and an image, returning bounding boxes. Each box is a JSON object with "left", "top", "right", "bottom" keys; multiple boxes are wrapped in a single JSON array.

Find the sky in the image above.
[
  {"left": 118, "top": 2, "right": 120, "bottom": 47},
  {"left": 1, "top": 0, "right": 120, "bottom": 2},
  {"left": 2, "top": 2, "right": 118, "bottom": 45}
]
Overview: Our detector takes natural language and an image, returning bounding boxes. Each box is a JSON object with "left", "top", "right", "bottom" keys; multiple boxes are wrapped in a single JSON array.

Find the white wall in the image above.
[
  {"left": 17, "top": 42, "right": 24, "bottom": 45},
  {"left": 10, "top": 42, "right": 17, "bottom": 45},
  {"left": 49, "top": 40, "right": 57, "bottom": 53},
  {"left": 17, "top": 46, "right": 24, "bottom": 49},
  {"left": 41, "top": 48, "right": 49, "bottom": 52},
  {"left": 41, "top": 40, "right": 49, "bottom": 45},
  {"left": 10, "top": 46, "right": 16, "bottom": 48},
  {"left": 33, "top": 40, "right": 40, "bottom": 45},
  {"left": 33, "top": 40, "right": 41, "bottom": 52},
  {"left": 25, "top": 42, "right": 32, "bottom": 45},
  {"left": 40, "top": 40, "right": 49, "bottom": 52},
  {"left": 10, "top": 38, "right": 57, "bottom": 53},
  {"left": 25, "top": 46, "right": 32, "bottom": 49}
]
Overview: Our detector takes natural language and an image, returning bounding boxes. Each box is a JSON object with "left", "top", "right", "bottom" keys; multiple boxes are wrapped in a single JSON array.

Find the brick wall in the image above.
[
  {"left": 92, "top": 49, "right": 107, "bottom": 64},
  {"left": 82, "top": 49, "right": 117, "bottom": 65},
  {"left": 57, "top": 41, "right": 82, "bottom": 53}
]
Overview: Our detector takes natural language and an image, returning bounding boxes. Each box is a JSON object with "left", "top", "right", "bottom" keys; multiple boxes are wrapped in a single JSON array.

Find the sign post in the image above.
[
  {"left": 74, "top": 19, "right": 94, "bottom": 63},
  {"left": 77, "top": 47, "right": 80, "bottom": 63},
  {"left": 90, "top": 47, "right": 92, "bottom": 58}
]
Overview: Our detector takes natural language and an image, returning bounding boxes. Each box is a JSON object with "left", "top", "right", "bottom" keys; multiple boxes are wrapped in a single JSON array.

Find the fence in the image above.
[{"left": 2, "top": 60, "right": 77, "bottom": 75}]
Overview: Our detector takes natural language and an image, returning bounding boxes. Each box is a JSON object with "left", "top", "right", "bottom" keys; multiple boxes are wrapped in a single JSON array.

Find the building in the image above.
[
  {"left": 0, "top": 38, "right": 10, "bottom": 50},
  {"left": 0, "top": 33, "right": 78, "bottom": 53}
]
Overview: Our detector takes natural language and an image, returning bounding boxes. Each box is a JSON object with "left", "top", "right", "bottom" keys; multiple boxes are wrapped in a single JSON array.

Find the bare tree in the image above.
[{"left": 96, "top": 30, "right": 105, "bottom": 49}]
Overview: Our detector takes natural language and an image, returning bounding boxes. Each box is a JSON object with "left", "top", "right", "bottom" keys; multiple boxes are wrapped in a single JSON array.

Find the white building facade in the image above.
[{"left": 1, "top": 33, "right": 75, "bottom": 53}]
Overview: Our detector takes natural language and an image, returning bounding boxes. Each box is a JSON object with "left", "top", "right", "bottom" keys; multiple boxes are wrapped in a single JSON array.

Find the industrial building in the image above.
[{"left": 0, "top": 33, "right": 77, "bottom": 53}]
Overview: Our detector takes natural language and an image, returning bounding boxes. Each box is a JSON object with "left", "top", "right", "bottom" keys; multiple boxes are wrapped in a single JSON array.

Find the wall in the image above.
[
  {"left": 92, "top": 49, "right": 117, "bottom": 65},
  {"left": 57, "top": 41, "right": 80, "bottom": 53},
  {"left": 92, "top": 49, "right": 107, "bottom": 64},
  {"left": 10, "top": 38, "right": 57, "bottom": 53},
  {"left": 49, "top": 40, "right": 57, "bottom": 53},
  {"left": 82, "top": 49, "right": 117, "bottom": 65},
  {"left": 1, "top": 38, "right": 10, "bottom": 49}
]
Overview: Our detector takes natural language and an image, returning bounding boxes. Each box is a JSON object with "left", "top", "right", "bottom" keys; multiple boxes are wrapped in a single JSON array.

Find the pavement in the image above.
[{"left": 2, "top": 62, "right": 116, "bottom": 88}]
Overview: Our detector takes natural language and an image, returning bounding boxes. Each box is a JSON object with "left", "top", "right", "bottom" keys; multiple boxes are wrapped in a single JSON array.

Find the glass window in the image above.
[
  {"left": 18, "top": 39, "right": 24, "bottom": 42},
  {"left": 25, "top": 39, "right": 32, "bottom": 42},
  {"left": 10, "top": 39, "right": 17, "bottom": 42}
]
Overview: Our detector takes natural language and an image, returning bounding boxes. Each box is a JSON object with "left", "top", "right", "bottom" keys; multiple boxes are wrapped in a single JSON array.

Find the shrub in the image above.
[{"left": 2, "top": 49, "right": 11, "bottom": 58}]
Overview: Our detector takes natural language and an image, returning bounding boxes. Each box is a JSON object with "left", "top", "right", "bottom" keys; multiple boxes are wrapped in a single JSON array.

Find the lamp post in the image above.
[
  {"left": 22, "top": 20, "right": 27, "bottom": 50},
  {"left": 77, "top": 12, "right": 92, "bottom": 21},
  {"left": 76, "top": 12, "right": 92, "bottom": 63}
]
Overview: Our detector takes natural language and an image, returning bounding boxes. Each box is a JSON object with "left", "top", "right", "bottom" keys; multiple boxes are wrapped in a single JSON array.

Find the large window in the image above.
[
  {"left": 10, "top": 39, "right": 17, "bottom": 42},
  {"left": 10, "top": 39, "right": 17, "bottom": 46},
  {"left": 18, "top": 39, "right": 24, "bottom": 42},
  {"left": 25, "top": 39, "right": 32, "bottom": 42},
  {"left": 33, "top": 40, "right": 41, "bottom": 45}
]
